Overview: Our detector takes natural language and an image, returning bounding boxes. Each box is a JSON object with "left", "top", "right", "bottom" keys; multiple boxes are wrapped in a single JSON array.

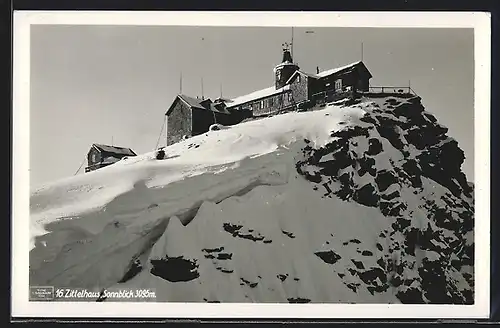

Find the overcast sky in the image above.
[{"left": 30, "top": 25, "right": 474, "bottom": 187}]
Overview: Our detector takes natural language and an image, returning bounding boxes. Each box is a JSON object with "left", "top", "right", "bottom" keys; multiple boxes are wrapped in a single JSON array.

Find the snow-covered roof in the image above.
[
  {"left": 285, "top": 61, "right": 369, "bottom": 85},
  {"left": 92, "top": 144, "right": 137, "bottom": 156},
  {"left": 227, "top": 61, "right": 368, "bottom": 109},
  {"left": 315, "top": 61, "right": 364, "bottom": 78},
  {"left": 178, "top": 94, "right": 207, "bottom": 110},
  {"left": 214, "top": 97, "right": 233, "bottom": 103},
  {"left": 284, "top": 70, "right": 319, "bottom": 84},
  {"left": 227, "top": 84, "right": 290, "bottom": 108},
  {"left": 167, "top": 94, "right": 231, "bottom": 115}
]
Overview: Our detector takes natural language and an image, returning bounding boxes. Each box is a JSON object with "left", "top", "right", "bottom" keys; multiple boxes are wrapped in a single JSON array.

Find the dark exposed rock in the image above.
[
  {"left": 366, "top": 138, "right": 383, "bottom": 156},
  {"left": 367, "top": 284, "right": 389, "bottom": 295},
  {"left": 237, "top": 233, "right": 265, "bottom": 242},
  {"left": 277, "top": 274, "right": 288, "bottom": 282},
  {"left": 358, "top": 156, "right": 377, "bottom": 177},
  {"left": 346, "top": 282, "right": 361, "bottom": 293},
  {"left": 376, "top": 121, "right": 404, "bottom": 150},
  {"left": 381, "top": 190, "right": 400, "bottom": 201},
  {"left": 216, "top": 267, "right": 233, "bottom": 274},
  {"left": 417, "top": 139, "right": 467, "bottom": 197},
  {"left": 281, "top": 230, "right": 296, "bottom": 238},
  {"left": 353, "top": 183, "right": 379, "bottom": 207},
  {"left": 380, "top": 201, "right": 407, "bottom": 217},
  {"left": 331, "top": 125, "right": 370, "bottom": 139},
  {"left": 401, "top": 159, "right": 422, "bottom": 188},
  {"left": 315, "top": 250, "right": 342, "bottom": 264},
  {"left": 396, "top": 288, "right": 426, "bottom": 304},
  {"left": 357, "top": 267, "right": 387, "bottom": 286},
  {"left": 203, "top": 298, "right": 221, "bottom": 303},
  {"left": 240, "top": 277, "right": 258, "bottom": 288},
  {"left": 391, "top": 218, "right": 412, "bottom": 231},
  {"left": 351, "top": 259, "right": 365, "bottom": 270},
  {"left": 223, "top": 223, "right": 270, "bottom": 243},
  {"left": 361, "top": 250, "right": 373, "bottom": 256},
  {"left": 118, "top": 258, "right": 142, "bottom": 283},
  {"left": 288, "top": 297, "right": 311, "bottom": 303},
  {"left": 377, "top": 258, "right": 386, "bottom": 268},
  {"left": 359, "top": 115, "right": 378, "bottom": 125},
  {"left": 223, "top": 223, "right": 243, "bottom": 235},
  {"left": 202, "top": 247, "right": 224, "bottom": 253},
  {"left": 375, "top": 170, "right": 398, "bottom": 192},
  {"left": 217, "top": 253, "right": 233, "bottom": 260},
  {"left": 404, "top": 228, "right": 419, "bottom": 256},
  {"left": 292, "top": 97, "right": 474, "bottom": 304},
  {"left": 150, "top": 256, "right": 200, "bottom": 282}
]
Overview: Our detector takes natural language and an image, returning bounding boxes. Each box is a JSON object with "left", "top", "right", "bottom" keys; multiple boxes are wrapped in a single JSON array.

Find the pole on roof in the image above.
[
  {"left": 220, "top": 83, "right": 223, "bottom": 98},
  {"left": 291, "top": 27, "right": 294, "bottom": 61},
  {"left": 201, "top": 77, "right": 204, "bottom": 100},
  {"left": 180, "top": 72, "right": 183, "bottom": 94},
  {"left": 361, "top": 42, "right": 364, "bottom": 62}
]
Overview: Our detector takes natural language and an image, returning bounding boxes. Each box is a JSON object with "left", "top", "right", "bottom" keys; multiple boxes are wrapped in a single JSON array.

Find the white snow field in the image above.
[{"left": 29, "top": 95, "right": 474, "bottom": 304}]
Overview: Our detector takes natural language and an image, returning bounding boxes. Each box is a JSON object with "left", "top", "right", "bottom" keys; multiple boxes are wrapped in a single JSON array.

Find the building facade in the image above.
[
  {"left": 164, "top": 44, "right": 373, "bottom": 146},
  {"left": 165, "top": 95, "right": 244, "bottom": 146},
  {"left": 85, "top": 144, "right": 137, "bottom": 172}
]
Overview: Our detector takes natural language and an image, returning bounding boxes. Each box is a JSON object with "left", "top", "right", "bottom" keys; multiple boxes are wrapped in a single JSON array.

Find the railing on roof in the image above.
[
  {"left": 364, "top": 86, "right": 417, "bottom": 96},
  {"left": 311, "top": 85, "right": 418, "bottom": 106}
]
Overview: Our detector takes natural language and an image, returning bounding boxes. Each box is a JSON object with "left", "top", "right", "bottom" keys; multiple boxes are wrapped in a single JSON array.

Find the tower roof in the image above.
[{"left": 274, "top": 42, "right": 299, "bottom": 72}]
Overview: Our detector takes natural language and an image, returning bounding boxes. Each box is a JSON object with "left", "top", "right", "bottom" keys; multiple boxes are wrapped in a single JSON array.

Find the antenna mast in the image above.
[
  {"left": 291, "top": 27, "right": 294, "bottom": 61},
  {"left": 361, "top": 42, "right": 364, "bottom": 61},
  {"left": 180, "top": 72, "right": 183, "bottom": 94},
  {"left": 201, "top": 77, "right": 204, "bottom": 100},
  {"left": 220, "top": 83, "right": 223, "bottom": 98}
]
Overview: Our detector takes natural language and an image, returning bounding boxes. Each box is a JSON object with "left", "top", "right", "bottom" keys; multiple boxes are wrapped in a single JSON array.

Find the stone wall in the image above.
[
  {"left": 167, "top": 100, "right": 192, "bottom": 146},
  {"left": 289, "top": 74, "right": 308, "bottom": 104}
]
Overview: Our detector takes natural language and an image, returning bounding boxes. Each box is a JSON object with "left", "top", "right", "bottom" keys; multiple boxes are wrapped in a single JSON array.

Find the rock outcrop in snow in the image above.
[{"left": 29, "top": 95, "right": 474, "bottom": 304}]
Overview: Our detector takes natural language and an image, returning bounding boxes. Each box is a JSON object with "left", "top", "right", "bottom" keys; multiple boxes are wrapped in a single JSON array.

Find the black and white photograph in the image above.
[{"left": 12, "top": 11, "right": 490, "bottom": 318}]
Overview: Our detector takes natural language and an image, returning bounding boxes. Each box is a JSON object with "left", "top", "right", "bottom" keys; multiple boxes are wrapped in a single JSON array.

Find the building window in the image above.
[
  {"left": 297, "top": 75, "right": 301, "bottom": 83},
  {"left": 335, "top": 79, "right": 342, "bottom": 91},
  {"left": 260, "top": 100, "right": 264, "bottom": 109}
]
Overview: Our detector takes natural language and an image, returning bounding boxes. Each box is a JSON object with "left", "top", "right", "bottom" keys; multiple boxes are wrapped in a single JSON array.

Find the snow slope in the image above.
[{"left": 29, "top": 95, "right": 474, "bottom": 304}]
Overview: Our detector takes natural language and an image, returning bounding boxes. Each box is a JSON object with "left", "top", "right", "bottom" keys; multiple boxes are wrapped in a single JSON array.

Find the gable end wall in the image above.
[{"left": 167, "top": 100, "right": 192, "bottom": 146}]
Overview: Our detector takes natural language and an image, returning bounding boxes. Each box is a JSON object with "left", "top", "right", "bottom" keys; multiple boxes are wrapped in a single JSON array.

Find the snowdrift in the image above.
[{"left": 29, "top": 95, "right": 474, "bottom": 304}]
